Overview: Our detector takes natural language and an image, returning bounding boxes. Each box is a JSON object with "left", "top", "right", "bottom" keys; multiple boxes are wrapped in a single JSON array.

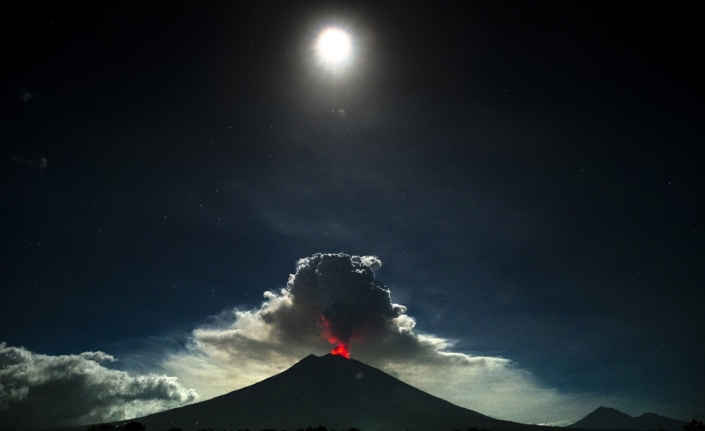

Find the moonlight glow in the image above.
[{"left": 316, "top": 28, "right": 351, "bottom": 65}]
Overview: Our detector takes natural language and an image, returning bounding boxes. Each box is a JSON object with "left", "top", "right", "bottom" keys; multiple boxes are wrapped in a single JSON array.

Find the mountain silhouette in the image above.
[
  {"left": 93, "top": 354, "right": 548, "bottom": 431},
  {"left": 568, "top": 407, "right": 686, "bottom": 430}
]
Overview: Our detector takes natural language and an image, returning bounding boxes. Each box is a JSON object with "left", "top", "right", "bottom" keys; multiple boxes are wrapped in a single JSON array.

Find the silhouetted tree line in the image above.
[
  {"left": 89, "top": 422, "right": 492, "bottom": 431},
  {"left": 87, "top": 422, "right": 145, "bottom": 431},
  {"left": 683, "top": 419, "right": 705, "bottom": 431},
  {"left": 153, "top": 426, "right": 361, "bottom": 431},
  {"left": 154, "top": 427, "right": 489, "bottom": 431},
  {"left": 87, "top": 421, "right": 705, "bottom": 431}
]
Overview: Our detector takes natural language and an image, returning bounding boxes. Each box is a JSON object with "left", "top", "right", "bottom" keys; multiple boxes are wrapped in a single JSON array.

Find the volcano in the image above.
[
  {"left": 102, "top": 354, "right": 546, "bottom": 431},
  {"left": 567, "top": 407, "right": 686, "bottom": 430}
]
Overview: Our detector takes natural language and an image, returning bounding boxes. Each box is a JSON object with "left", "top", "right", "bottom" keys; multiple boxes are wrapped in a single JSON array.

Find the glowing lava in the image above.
[
  {"left": 319, "top": 316, "right": 351, "bottom": 359},
  {"left": 331, "top": 343, "right": 350, "bottom": 359}
]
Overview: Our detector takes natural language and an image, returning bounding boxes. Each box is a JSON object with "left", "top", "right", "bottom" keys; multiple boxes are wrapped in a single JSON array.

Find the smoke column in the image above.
[{"left": 287, "top": 253, "right": 406, "bottom": 356}]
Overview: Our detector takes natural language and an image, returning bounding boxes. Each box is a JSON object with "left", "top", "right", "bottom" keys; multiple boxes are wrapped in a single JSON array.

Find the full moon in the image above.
[{"left": 316, "top": 28, "right": 351, "bottom": 65}]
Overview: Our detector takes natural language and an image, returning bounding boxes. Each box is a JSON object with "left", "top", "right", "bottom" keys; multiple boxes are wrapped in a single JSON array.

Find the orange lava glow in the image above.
[
  {"left": 319, "top": 316, "right": 351, "bottom": 359},
  {"left": 331, "top": 343, "right": 350, "bottom": 359}
]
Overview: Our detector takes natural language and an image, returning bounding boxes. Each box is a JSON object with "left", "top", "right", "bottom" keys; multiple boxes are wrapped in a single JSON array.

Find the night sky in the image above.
[{"left": 1, "top": 2, "right": 703, "bottom": 429}]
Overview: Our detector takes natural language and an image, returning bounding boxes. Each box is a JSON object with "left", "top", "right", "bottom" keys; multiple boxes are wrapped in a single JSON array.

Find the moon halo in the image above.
[{"left": 316, "top": 27, "right": 352, "bottom": 66}]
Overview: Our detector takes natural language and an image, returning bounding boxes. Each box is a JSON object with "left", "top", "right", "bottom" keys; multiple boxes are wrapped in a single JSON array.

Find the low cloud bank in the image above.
[
  {"left": 0, "top": 342, "right": 198, "bottom": 430},
  {"left": 165, "top": 253, "right": 612, "bottom": 424}
]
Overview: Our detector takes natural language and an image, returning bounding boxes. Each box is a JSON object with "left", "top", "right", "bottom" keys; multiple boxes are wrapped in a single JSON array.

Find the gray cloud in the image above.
[
  {"left": 164, "top": 253, "right": 619, "bottom": 424},
  {"left": 0, "top": 342, "right": 198, "bottom": 430}
]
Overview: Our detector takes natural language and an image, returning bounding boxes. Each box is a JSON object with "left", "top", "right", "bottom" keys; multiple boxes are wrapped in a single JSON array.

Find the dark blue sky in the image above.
[{"left": 1, "top": 2, "right": 703, "bottom": 427}]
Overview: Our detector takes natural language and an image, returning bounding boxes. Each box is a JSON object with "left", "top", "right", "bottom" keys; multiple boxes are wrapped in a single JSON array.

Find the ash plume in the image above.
[
  {"left": 288, "top": 253, "right": 406, "bottom": 350},
  {"left": 164, "top": 253, "right": 614, "bottom": 424},
  {"left": 171, "top": 252, "right": 507, "bottom": 391}
]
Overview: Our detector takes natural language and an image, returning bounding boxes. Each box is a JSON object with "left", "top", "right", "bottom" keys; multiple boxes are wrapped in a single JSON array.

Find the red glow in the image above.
[
  {"left": 331, "top": 343, "right": 350, "bottom": 359},
  {"left": 319, "top": 316, "right": 351, "bottom": 359}
]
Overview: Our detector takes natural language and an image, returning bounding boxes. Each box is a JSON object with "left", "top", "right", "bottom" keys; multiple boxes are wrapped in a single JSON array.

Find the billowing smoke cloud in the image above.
[
  {"left": 164, "top": 253, "right": 620, "bottom": 424},
  {"left": 289, "top": 253, "right": 405, "bottom": 352},
  {"left": 0, "top": 342, "right": 198, "bottom": 430}
]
